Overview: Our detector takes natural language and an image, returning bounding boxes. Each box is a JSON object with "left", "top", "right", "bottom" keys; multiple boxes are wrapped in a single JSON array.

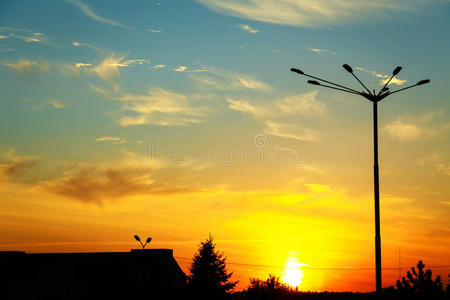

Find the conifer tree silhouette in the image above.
[
  {"left": 395, "top": 260, "right": 444, "bottom": 298},
  {"left": 188, "top": 234, "right": 237, "bottom": 299}
]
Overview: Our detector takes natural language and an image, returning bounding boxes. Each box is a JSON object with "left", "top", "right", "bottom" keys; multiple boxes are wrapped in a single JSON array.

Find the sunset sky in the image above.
[{"left": 1, "top": 0, "right": 450, "bottom": 292}]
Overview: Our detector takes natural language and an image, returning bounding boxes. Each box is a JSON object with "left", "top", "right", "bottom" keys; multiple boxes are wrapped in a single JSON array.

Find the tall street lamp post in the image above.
[{"left": 290, "top": 64, "right": 430, "bottom": 297}]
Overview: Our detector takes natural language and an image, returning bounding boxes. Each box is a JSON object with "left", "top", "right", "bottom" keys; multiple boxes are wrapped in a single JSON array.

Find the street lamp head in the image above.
[
  {"left": 392, "top": 66, "right": 402, "bottom": 76},
  {"left": 146, "top": 237, "right": 152, "bottom": 244},
  {"left": 290, "top": 68, "right": 304, "bottom": 75},
  {"left": 417, "top": 79, "right": 430, "bottom": 86},
  {"left": 134, "top": 234, "right": 141, "bottom": 242},
  {"left": 308, "top": 80, "right": 320, "bottom": 85},
  {"left": 343, "top": 64, "right": 353, "bottom": 73}
]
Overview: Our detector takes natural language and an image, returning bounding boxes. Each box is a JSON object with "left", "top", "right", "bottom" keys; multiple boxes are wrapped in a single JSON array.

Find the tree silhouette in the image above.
[
  {"left": 395, "top": 260, "right": 444, "bottom": 298},
  {"left": 242, "top": 274, "right": 294, "bottom": 300},
  {"left": 248, "top": 274, "right": 290, "bottom": 293},
  {"left": 188, "top": 234, "right": 237, "bottom": 299},
  {"left": 446, "top": 274, "right": 450, "bottom": 297}
]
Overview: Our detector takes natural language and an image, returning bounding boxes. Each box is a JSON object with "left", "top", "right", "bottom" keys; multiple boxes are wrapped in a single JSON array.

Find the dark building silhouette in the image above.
[{"left": 0, "top": 249, "right": 186, "bottom": 299}]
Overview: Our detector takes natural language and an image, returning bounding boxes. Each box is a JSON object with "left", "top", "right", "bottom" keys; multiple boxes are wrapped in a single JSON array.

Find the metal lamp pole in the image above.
[{"left": 290, "top": 64, "right": 430, "bottom": 297}]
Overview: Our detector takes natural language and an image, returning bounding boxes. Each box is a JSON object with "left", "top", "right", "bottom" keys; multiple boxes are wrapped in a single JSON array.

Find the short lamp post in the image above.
[
  {"left": 290, "top": 64, "right": 430, "bottom": 297},
  {"left": 134, "top": 234, "right": 152, "bottom": 249}
]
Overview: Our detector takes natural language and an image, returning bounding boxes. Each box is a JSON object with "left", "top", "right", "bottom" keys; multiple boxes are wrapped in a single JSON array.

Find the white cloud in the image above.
[
  {"left": 418, "top": 154, "right": 450, "bottom": 176},
  {"left": 0, "top": 150, "right": 38, "bottom": 190},
  {"left": 356, "top": 66, "right": 407, "bottom": 86},
  {"left": 90, "top": 55, "right": 149, "bottom": 85},
  {"left": 227, "top": 98, "right": 268, "bottom": 118},
  {"left": 75, "top": 62, "right": 92, "bottom": 68},
  {"left": 72, "top": 42, "right": 81, "bottom": 46},
  {"left": 59, "top": 55, "right": 149, "bottom": 88},
  {"left": 228, "top": 90, "right": 325, "bottom": 119},
  {"left": 228, "top": 91, "right": 325, "bottom": 142},
  {"left": 95, "top": 136, "right": 126, "bottom": 144},
  {"left": 308, "top": 47, "right": 336, "bottom": 55},
  {"left": 193, "top": 75, "right": 226, "bottom": 90},
  {"left": 234, "top": 74, "right": 270, "bottom": 90},
  {"left": 238, "top": 24, "right": 259, "bottom": 33},
  {"left": 384, "top": 120, "right": 421, "bottom": 141},
  {"left": 49, "top": 100, "right": 65, "bottom": 109},
  {"left": 147, "top": 28, "right": 162, "bottom": 33},
  {"left": 275, "top": 91, "right": 326, "bottom": 116},
  {"left": 89, "top": 84, "right": 108, "bottom": 96},
  {"left": 0, "top": 27, "right": 47, "bottom": 43},
  {"left": 383, "top": 111, "right": 448, "bottom": 142},
  {"left": 153, "top": 64, "right": 165, "bottom": 69},
  {"left": 381, "top": 76, "right": 407, "bottom": 86},
  {"left": 2, "top": 59, "right": 51, "bottom": 74},
  {"left": 191, "top": 66, "right": 272, "bottom": 92},
  {"left": 264, "top": 121, "right": 319, "bottom": 142},
  {"left": 119, "top": 115, "right": 203, "bottom": 127},
  {"left": 65, "top": 0, "right": 131, "bottom": 29},
  {"left": 174, "top": 66, "right": 187, "bottom": 72},
  {"left": 114, "top": 88, "right": 210, "bottom": 127},
  {"left": 196, "top": 0, "right": 429, "bottom": 27}
]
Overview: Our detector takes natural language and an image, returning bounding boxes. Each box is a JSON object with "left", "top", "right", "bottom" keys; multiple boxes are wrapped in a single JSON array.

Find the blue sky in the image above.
[{"left": 1, "top": 0, "right": 450, "bottom": 291}]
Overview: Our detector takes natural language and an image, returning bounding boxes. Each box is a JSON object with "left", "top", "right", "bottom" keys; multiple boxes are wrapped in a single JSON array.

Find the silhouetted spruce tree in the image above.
[
  {"left": 188, "top": 234, "right": 237, "bottom": 299},
  {"left": 395, "top": 260, "right": 444, "bottom": 299}
]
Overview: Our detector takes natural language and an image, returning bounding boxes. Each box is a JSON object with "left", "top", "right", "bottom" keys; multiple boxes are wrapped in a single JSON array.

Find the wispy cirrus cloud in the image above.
[
  {"left": 91, "top": 56, "right": 150, "bottom": 81},
  {"left": 227, "top": 98, "right": 268, "bottom": 118},
  {"left": 227, "top": 91, "right": 325, "bottom": 141},
  {"left": 95, "top": 136, "right": 126, "bottom": 144},
  {"left": 0, "top": 149, "right": 199, "bottom": 204},
  {"left": 196, "top": 0, "right": 430, "bottom": 27},
  {"left": 383, "top": 111, "right": 447, "bottom": 142},
  {"left": 90, "top": 84, "right": 211, "bottom": 127},
  {"left": 2, "top": 59, "right": 51, "bottom": 74},
  {"left": 152, "top": 64, "right": 165, "bottom": 69},
  {"left": 0, "top": 150, "right": 39, "bottom": 190},
  {"left": 308, "top": 47, "right": 337, "bottom": 55},
  {"left": 116, "top": 88, "right": 210, "bottom": 127},
  {"left": 275, "top": 91, "right": 326, "bottom": 116},
  {"left": 238, "top": 24, "right": 259, "bottom": 34},
  {"left": 418, "top": 154, "right": 450, "bottom": 176},
  {"left": 174, "top": 66, "right": 187, "bottom": 72},
  {"left": 60, "top": 54, "right": 149, "bottom": 89},
  {"left": 39, "top": 162, "right": 196, "bottom": 204},
  {"left": 65, "top": 0, "right": 131, "bottom": 29},
  {"left": 147, "top": 28, "right": 162, "bottom": 33},
  {"left": 49, "top": 100, "right": 65, "bottom": 109},
  {"left": 0, "top": 27, "right": 47, "bottom": 43},
  {"left": 227, "top": 90, "right": 325, "bottom": 118},
  {"left": 264, "top": 121, "right": 319, "bottom": 142},
  {"left": 384, "top": 120, "right": 422, "bottom": 141},
  {"left": 191, "top": 66, "right": 272, "bottom": 92},
  {"left": 355, "top": 66, "right": 407, "bottom": 86}
]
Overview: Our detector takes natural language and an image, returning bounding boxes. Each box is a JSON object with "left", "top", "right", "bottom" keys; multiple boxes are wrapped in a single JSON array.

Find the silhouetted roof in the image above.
[{"left": 0, "top": 249, "right": 186, "bottom": 299}]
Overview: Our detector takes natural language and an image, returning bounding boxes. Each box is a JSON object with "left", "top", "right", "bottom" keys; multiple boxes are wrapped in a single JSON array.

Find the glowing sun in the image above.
[{"left": 281, "top": 257, "right": 304, "bottom": 288}]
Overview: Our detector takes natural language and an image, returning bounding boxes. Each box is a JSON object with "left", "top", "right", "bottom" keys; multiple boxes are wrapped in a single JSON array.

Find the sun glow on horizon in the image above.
[{"left": 281, "top": 256, "right": 305, "bottom": 288}]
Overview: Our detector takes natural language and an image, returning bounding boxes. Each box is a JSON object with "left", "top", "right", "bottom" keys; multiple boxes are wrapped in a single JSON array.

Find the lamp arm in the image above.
[
  {"left": 351, "top": 73, "right": 373, "bottom": 95},
  {"left": 313, "top": 83, "right": 362, "bottom": 95},
  {"left": 388, "top": 84, "right": 419, "bottom": 95},
  {"left": 377, "top": 74, "right": 394, "bottom": 96}
]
